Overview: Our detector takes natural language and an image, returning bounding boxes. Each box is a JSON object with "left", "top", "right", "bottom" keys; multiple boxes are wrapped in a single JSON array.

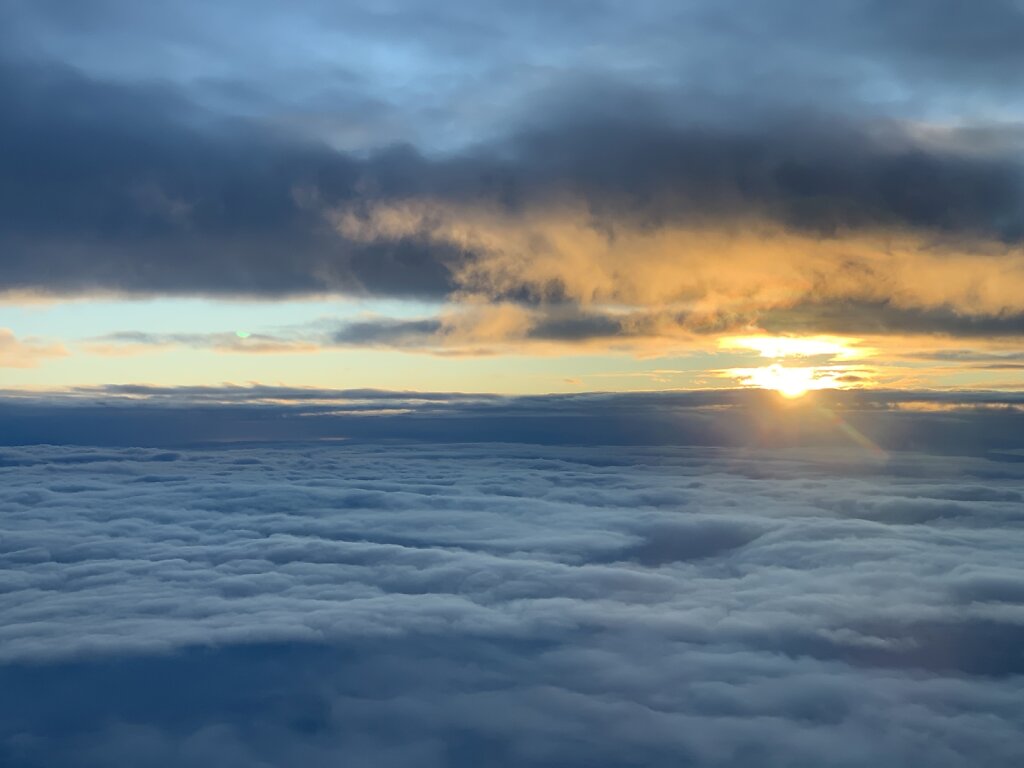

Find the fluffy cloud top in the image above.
[{"left": 1, "top": 435, "right": 1023, "bottom": 767}]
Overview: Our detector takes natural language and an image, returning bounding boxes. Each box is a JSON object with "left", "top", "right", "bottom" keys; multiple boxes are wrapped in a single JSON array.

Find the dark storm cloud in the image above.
[
  {"left": 2, "top": 437, "right": 1024, "bottom": 766},
  {"left": 500, "top": 107, "right": 1024, "bottom": 238},
  {"left": 0, "top": 60, "right": 456, "bottom": 298},
  {"left": 1, "top": 14, "right": 1024, "bottom": 303}
]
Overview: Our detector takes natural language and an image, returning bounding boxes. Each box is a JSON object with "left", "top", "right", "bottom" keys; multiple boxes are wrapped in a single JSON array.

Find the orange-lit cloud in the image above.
[
  {"left": 325, "top": 198, "right": 1024, "bottom": 391},
  {"left": 0, "top": 328, "right": 68, "bottom": 368},
  {"left": 335, "top": 201, "right": 1024, "bottom": 319},
  {"left": 83, "top": 332, "right": 320, "bottom": 356}
]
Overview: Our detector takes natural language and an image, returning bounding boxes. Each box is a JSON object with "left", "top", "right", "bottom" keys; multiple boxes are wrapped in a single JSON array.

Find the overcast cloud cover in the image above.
[
  {"left": 2, "top": 0, "right": 1024, "bottom": 347},
  {"left": 2, "top": 390, "right": 1024, "bottom": 766}
]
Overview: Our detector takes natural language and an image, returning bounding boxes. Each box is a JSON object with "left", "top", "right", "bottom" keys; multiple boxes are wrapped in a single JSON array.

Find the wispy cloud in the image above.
[{"left": 0, "top": 328, "right": 67, "bottom": 368}]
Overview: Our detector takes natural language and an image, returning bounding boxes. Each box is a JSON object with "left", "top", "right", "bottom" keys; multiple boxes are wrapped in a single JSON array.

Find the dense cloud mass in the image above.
[
  {"left": 2, "top": 431, "right": 1024, "bottom": 767},
  {"left": 1, "top": 61, "right": 1022, "bottom": 315},
  {"left": 1, "top": 1, "right": 1024, "bottom": 341}
]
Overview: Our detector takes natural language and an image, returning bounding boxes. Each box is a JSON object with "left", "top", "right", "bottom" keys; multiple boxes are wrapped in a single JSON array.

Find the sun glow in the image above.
[
  {"left": 743, "top": 364, "right": 816, "bottom": 398},
  {"left": 719, "top": 334, "right": 878, "bottom": 395},
  {"left": 725, "top": 363, "right": 871, "bottom": 397}
]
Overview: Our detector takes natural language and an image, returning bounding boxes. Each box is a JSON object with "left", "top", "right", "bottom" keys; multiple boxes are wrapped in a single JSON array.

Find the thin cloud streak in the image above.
[{"left": 0, "top": 328, "right": 67, "bottom": 368}]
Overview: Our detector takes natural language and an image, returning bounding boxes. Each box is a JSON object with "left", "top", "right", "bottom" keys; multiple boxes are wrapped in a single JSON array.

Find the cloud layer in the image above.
[
  {"left": 1, "top": 433, "right": 1023, "bottom": 766},
  {"left": 7, "top": 386, "right": 1024, "bottom": 454},
  {"left": 2, "top": 1, "right": 1024, "bottom": 348}
]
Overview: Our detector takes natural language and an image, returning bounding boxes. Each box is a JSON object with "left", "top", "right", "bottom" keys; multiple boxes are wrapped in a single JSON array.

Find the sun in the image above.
[
  {"left": 751, "top": 364, "right": 813, "bottom": 398},
  {"left": 725, "top": 363, "right": 830, "bottom": 397},
  {"left": 719, "top": 334, "right": 876, "bottom": 396}
]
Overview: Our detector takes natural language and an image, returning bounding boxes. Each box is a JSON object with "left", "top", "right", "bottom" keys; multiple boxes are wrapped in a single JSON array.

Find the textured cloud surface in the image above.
[
  {"left": 2, "top": 1, "right": 1024, "bottom": 348},
  {"left": 2, "top": 397, "right": 1024, "bottom": 765}
]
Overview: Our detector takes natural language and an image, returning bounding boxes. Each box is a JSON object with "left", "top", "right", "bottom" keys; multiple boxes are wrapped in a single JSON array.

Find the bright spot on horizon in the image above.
[
  {"left": 235, "top": 330, "right": 251, "bottom": 339},
  {"left": 724, "top": 363, "right": 869, "bottom": 397},
  {"left": 719, "top": 334, "right": 876, "bottom": 397},
  {"left": 747, "top": 363, "right": 814, "bottom": 398}
]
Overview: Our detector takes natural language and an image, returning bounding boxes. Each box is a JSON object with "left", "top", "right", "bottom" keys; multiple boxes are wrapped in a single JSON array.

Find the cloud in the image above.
[
  {"left": 82, "top": 303, "right": 1024, "bottom": 372},
  {"left": 3, "top": 386, "right": 1024, "bottom": 459},
  {"left": 86, "top": 331, "right": 320, "bottom": 355},
  {"left": 0, "top": 328, "right": 67, "bottom": 368},
  {"left": 760, "top": 303, "right": 1024, "bottom": 338},
  {"left": 6, "top": 1, "right": 1024, "bottom": 128},
  {"left": 86, "top": 303, "right": 744, "bottom": 358},
  {"left": 0, "top": 52, "right": 1022, "bottom": 341},
  {"left": 1, "top": 436, "right": 1023, "bottom": 766},
  {"left": 336, "top": 198, "right": 1024, "bottom": 322},
  {"left": 0, "top": 60, "right": 456, "bottom": 300}
]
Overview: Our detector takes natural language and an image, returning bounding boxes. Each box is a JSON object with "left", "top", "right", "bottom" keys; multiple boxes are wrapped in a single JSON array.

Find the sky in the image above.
[
  {"left": 3, "top": 3, "right": 1024, "bottom": 767},
  {"left": 2, "top": 0, "right": 1024, "bottom": 394}
]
